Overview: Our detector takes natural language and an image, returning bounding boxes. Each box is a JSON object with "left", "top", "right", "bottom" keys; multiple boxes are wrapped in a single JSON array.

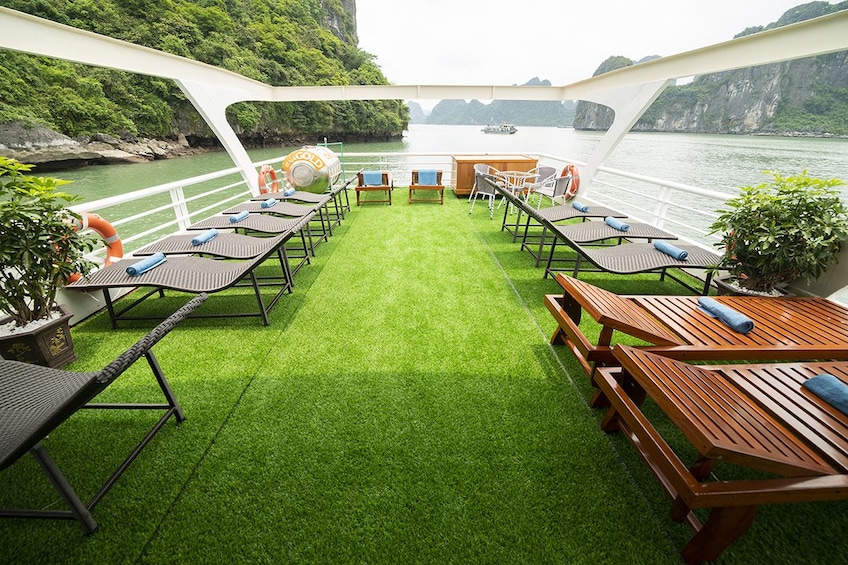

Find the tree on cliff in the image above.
[{"left": 0, "top": 0, "right": 408, "bottom": 145}]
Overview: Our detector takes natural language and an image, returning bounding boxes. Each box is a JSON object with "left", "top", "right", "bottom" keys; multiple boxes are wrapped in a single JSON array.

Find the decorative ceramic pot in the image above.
[{"left": 0, "top": 306, "right": 76, "bottom": 368}]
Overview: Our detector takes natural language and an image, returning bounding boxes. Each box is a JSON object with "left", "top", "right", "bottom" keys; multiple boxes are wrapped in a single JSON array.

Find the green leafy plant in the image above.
[
  {"left": 0, "top": 157, "right": 97, "bottom": 326},
  {"left": 709, "top": 170, "right": 848, "bottom": 293}
]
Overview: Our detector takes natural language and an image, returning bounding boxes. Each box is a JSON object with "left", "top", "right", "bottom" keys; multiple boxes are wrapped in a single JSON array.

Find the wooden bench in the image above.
[
  {"left": 595, "top": 345, "right": 848, "bottom": 564},
  {"left": 545, "top": 274, "right": 848, "bottom": 382}
]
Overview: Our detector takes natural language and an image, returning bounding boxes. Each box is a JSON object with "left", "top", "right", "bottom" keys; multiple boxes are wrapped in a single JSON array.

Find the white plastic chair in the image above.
[
  {"left": 468, "top": 164, "right": 500, "bottom": 219},
  {"left": 535, "top": 175, "right": 573, "bottom": 209}
]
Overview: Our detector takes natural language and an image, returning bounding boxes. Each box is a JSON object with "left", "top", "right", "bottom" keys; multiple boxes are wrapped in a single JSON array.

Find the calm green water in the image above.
[{"left": 55, "top": 125, "right": 848, "bottom": 203}]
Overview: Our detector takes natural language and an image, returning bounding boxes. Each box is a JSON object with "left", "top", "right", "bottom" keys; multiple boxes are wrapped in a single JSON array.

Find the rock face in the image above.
[{"left": 0, "top": 122, "right": 207, "bottom": 172}]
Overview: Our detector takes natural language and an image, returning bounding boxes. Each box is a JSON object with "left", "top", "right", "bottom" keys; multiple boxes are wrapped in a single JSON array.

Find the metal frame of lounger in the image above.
[
  {"left": 0, "top": 294, "right": 206, "bottom": 534},
  {"left": 546, "top": 241, "right": 721, "bottom": 295},
  {"left": 542, "top": 221, "right": 680, "bottom": 273},
  {"left": 68, "top": 241, "right": 290, "bottom": 326},
  {"left": 186, "top": 212, "right": 313, "bottom": 271}
]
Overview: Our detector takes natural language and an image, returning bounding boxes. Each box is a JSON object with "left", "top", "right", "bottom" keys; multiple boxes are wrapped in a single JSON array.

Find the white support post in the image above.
[{"left": 176, "top": 79, "right": 260, "bottom": 196}]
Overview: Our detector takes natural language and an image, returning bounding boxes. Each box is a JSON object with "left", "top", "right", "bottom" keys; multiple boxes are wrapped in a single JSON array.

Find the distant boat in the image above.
[{"left": 482, "top": 123, "right": 517, "bottom": 134}]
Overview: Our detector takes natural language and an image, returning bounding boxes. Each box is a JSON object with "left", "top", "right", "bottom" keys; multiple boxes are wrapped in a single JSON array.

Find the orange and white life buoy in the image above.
[
  {"left": 67, "top": 212, "right": 123, "bottom": 283},
  {"left": 258, "top": 164, "right": 280, "bottom": 194},
  {"left": 561, "top": 164, "right": 580, "bottom": 200}
]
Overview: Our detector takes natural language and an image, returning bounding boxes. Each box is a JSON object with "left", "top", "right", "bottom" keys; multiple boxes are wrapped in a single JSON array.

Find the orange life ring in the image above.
[
  {"left": 67, "top": 212, "right": 123, "bottom": 283},
  {"left": 561, "top": 164, "right": 580, "bottom": 200},
  {"left": 258, "top": 164, "right": 280, "bottom": 194}
]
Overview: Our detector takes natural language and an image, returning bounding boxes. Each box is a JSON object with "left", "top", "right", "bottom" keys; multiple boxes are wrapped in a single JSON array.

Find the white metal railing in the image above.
[{"left": 71, "top": 151, "right": 734, "bottom": 264}]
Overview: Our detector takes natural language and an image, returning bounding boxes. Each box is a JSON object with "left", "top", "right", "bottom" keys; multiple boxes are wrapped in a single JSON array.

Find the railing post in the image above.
[
  {"left": 169, "top": 186, "right": 191, "bottom": 231},
  {"left": 655, "top": 185, "right": 671, "bottom": 229}
]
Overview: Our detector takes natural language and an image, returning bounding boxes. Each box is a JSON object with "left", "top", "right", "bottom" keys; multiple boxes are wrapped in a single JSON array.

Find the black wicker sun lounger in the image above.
[
  {"left": 0, "top": 294, "right": 206, "bottom": 534},
  {"left": 67, "top": 236, "right": 291, "bottom": 327},
  {"left": 546, "top": 241, "right": 721, "bottom": 294}
]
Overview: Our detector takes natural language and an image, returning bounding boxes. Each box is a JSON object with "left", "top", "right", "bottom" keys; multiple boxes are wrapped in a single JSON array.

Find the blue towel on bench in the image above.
[
  {"left": 572, "top": 201, "right": 589, "bottom": 212},
  {"left": 417, "top": 170, "right": 438, "bottom": 185},
  {"left": 191, "top": 229, "right": 218, "bottom": 246},
  {"left": 363, "top": 171, "right": 383, "bottom": 186},
  {"left": 697, "top": 296, "right": 755, "bottom": 334},
  {"left": 654, "top": 240, "right": 688, "bottom": 260},
  {"left": 229, "top": 210, "right": 250, "bottom": 223},
  {"left": 261, "top": 198, "right": 277, "bottom": 208},
  {"left": 283, "top": 187, "right": 295, "bottom": 197},
  {"left": 126, "top": 252, "right": 166, "bottom": 277},
  {"left": 605, "top": 216, "right": 629, "bottom": 231},
  {"left": 803, "top": 374, "right": 848, "bottom": 416}
]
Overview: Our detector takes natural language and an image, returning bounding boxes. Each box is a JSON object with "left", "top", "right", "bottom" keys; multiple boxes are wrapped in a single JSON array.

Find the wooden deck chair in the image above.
[
  {"left": 595, "top": 344, "right": 848, "bottom": 564},
  {"left": 545, "top": 274, "right": 848, "bottom": 395},
  {"left": 408, "top": 169, "right": 444, "bottom": 204},
  {"left": 0, "top": 294, "right": 206, "bottom": 534},
  {"left": 355, "top": 171, "right": 393, "bottom": 205}
]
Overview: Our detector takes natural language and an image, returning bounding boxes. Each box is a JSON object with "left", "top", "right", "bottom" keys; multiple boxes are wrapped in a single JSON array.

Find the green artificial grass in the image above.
[{"left": 2, "top": 191, "right": 845, "bottom": 564}]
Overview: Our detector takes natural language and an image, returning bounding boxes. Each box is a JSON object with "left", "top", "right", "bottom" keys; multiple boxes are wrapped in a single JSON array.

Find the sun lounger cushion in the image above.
[
  {"left": 126, "top": 252, "right": 166, "bottom": 276},
  {"left": 417, "top": 169, "right": 438, "bottom": 185},
  {"left": 653, "top": 240, "right": 688, "bottom": 260},
  {"left": 697, "top": 296, "right": 755, "bottom": 334},
  {"left": 362, "top": 171, "right": 384, "bottom": 186},
  {"left": 803, "top": 374, "right": 848, "bottom": 416}
]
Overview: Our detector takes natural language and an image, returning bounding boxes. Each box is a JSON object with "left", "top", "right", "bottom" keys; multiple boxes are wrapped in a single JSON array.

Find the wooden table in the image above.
[{"left": 451, "top": 155, "right": 537, "bottom": 196}]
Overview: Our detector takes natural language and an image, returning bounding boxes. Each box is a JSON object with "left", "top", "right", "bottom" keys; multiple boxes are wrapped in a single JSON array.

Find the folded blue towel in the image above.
[
  {"left": 283, "top": 187, "right": 295, "bottom": 197},
  {"left": 417, "top": 169, "right": 438, "bottom": 185},
  {"left": 803, "top": 374, "right": 848, "bottom": 416},
  {"left": 654, "top": 240, "right": 688, "bottom": 260},
  {"left": 229, "top": 210, "right": 250, "bottom": 223},
  {"left": 261, "top": 198, "right": 277, "bottom": 208},
  {"left": 605, "top": 216, "right": 629, "bottom": 231},
  {"left": 191, "top": 229, "right": 218, "bottom": 246},
  {"left": 126, "top": 252, "right": 166, "bottom": 277},
  {"left": 697, "top": 296, "right": 755, "bottom": 334},
  {"left": 362, "top": 171, "right": 383, "bottom": 186},
  {"left": 572, "top": 201, "right": 589, "bottom": 212}
]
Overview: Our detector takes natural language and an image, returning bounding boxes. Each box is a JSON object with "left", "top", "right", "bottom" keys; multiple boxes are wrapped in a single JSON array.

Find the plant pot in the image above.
[
  {"left": 713, "top": 275, "right": 792, "bottom": 297},
  {"left": 0, "top": 305, "right": 76, "bottom": 368}
]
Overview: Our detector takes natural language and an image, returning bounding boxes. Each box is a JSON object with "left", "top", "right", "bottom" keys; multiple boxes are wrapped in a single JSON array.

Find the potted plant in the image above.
[
  {"left": 709, "top": 170, "right": 848, "bottom": 296},
  {"left": 0, "top": 157, "right": 97, "bottom": 367}
]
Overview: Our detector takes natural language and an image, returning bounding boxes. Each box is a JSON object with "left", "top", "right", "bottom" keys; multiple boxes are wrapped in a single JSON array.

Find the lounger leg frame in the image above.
[{"left": 0, "top": 350, "right": 184, "bottom": 534}]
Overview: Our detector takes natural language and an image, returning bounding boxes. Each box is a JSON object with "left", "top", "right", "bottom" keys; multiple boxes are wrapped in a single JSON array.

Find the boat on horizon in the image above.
[{"left": 481, "top": 122, "right": 517, "bottom": 134}]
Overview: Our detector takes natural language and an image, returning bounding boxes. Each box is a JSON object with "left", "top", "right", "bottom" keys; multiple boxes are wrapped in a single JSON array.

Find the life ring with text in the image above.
[
  {"left": 561, "top": 164, "right": 580, "bottom": 200},
  {"left": 67, "top": 213, "right": 123, "bottom": 283},
  {"left": 258, "top": 164, "right": 280, "bottom": 194}
]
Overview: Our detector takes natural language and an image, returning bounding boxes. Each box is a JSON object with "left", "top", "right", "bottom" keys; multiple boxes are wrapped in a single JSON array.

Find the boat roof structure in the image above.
[{"left": 1, "top": 7, "right": 847, "bottom": 192}]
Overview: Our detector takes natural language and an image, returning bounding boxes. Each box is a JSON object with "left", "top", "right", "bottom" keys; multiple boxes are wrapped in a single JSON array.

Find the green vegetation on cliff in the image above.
[{"left": 0, "top": 0, "right": 408, "bottom": 143}]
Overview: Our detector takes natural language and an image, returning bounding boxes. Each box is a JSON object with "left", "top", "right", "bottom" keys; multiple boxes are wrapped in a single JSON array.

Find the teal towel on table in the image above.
[
  {"left": 363, "top": 171, "right": 383, "bottom": 186},
  {"left": 230, "top": 210, "right": 250, "bottom": 223},
  {"left": 654, "top": 240, "right": 688, "bottom": 260},
  {"left": 803, "top": 374, "right": 848, "bottom": 416},
  {"left": 417, "top": 170, "right": 438, "bottom": 185},
  {"left": 697, "top": 296, "right": 755, "bottom": 334},
  {"left": 261, "top": 198, "right": 277, "bottom": 208},
  {"left": 604, "top": 216, "right": 629, "bottom": 231},
  {"left": 191, "top": 229, "right": 218, "bottom": 246},
  {"left": 572, "top": 201, "right": 589, "bottom": 212},
  {"left": 126, "top": 252, "right": 166, "bottom": 276}
]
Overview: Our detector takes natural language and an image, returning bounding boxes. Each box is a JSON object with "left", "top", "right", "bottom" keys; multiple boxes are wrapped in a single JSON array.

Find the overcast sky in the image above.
[{"left": 355, "top": 0, "right": 826, "bottom": 99}]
